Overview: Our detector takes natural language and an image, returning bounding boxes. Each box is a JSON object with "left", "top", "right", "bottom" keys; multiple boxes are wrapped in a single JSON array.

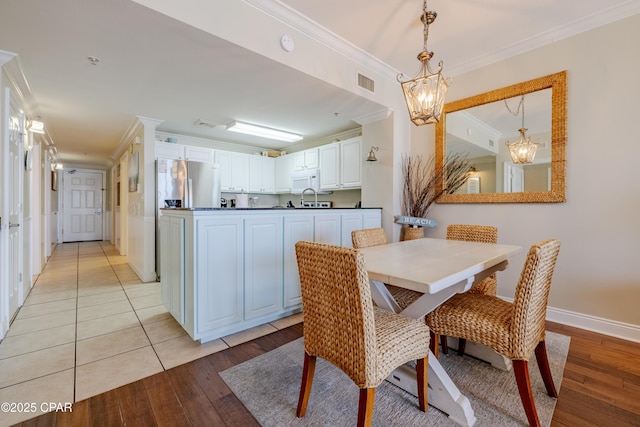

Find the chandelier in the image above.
[
  {"left": 505, "top": 95, "right": 539, "bottom": 164},
  {"left": 398, "top": 0, "right": 449, "bottom": 126}
]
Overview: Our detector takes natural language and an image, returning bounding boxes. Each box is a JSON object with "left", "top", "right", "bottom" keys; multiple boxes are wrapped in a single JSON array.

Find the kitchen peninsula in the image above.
[{"left": 159, "top": 207, "right": 381, "bottom": 343}]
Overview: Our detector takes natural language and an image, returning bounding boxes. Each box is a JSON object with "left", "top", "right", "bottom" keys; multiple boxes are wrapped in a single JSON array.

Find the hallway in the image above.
[{"left": 0, "top": 242, "right": 302, "bottom": 426}]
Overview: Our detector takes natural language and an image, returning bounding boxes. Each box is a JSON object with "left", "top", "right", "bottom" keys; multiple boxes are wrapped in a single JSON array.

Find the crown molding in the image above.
[
  {"left": 352, "top": 109, "right": 392, "bottom": 125},
  {"left": 243, "top": 0, "right": 400, "bottom": 82},
  {"left": 449, "top": 1, "right": 640, "bottom": 76},
  {"left": 0, "top": 49, "right": 17, "bottom": 66}
]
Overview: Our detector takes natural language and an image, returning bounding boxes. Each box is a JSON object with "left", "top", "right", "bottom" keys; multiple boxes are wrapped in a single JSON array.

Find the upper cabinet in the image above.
[
  {"left": 275, "top": 155, "right": 292, "bottom": 193},
  {"left": 156, "top": 136, "right": 362, "bottom": 195},
  {"left": 319, "top": 136, "right": 362, "bottom": 190},
  {"left": 291, "top": 148, "right": 319, "bottom": 171},
  {"left": 155, "top": 141, "right": 214, "bottom": 163},
  {"left": 249, "top": 155, "right": 275, "bottom": 193},
  {"left": 215, "top": 150, "right": 250, "bottom": 192},
  {"left": 340, "top": 137, "right": 362, "bottom": 188}
]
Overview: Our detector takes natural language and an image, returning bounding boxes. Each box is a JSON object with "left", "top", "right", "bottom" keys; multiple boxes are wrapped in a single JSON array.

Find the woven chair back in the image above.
[
  {"left": 352, "top": 228, "right": 388, "bottom": 249},
  {"left": 295, "top": 241, "right": 377, "bottom": 386},
  {"left": 446, "top": 224, "right": 498, "bottom": 244},
  {"left": 510, "top": 239, "right": 561, "bottom": 359},
  {"left": 447, "top": 224, "right": 499, "bottom": 295}
]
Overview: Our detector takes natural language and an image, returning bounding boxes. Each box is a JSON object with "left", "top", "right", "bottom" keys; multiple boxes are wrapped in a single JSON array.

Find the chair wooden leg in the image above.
[
  {"left": 416, "top": 357, "right": 429, "bottom": 412},
  {"left": 534, "top": 340, "right": 558, "bottom": 398},
  {"left": 429, "top": 331, "right": 439, "bottom": 359},
  {"left": 296, "top": 352, "right": 316, "bottom": 418},
  {"left": 513, "top": 360, "right": 541, "bottom": 427},
  {"left": 457, "top": 338, "right": 467, "bottom": 356},
  {"left": 440, "top": 335, "right": 449, "bottom": 355},
  {"left": 357, "top": 388, "right": 375, "bottom": 427}
]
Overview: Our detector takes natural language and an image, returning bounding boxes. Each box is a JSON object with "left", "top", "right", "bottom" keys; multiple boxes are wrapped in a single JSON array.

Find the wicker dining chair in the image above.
[
  {"left": 427, "top": 239, "right": 561, "bottom": 427},
  {"left": 439, "top": 224, "right": 499, "bottom": 355},
  {"left": 351, "top": 228, "right": 423, "bottom": 311},
  {"left": 295, "top": 241, "right": 430, "bottom": 426}
]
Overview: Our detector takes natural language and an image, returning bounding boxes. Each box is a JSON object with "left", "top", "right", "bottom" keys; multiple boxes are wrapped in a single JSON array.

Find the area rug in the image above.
[{"left": 220, "top": 332, "right": 569, "bottom": 426}]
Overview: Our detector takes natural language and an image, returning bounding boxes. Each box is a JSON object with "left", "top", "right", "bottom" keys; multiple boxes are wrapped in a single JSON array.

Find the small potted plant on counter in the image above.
[{"left": 398, "top": 152, "right": 472, "bottom": 240}]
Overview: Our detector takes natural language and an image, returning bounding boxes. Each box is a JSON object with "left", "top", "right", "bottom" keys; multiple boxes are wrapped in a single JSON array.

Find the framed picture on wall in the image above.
[
  {"left": 128, "top": 151, "right": 139, "bottom": 192},
  {"left": 466, "top": 176, "right": 480, "bottom": 194}
]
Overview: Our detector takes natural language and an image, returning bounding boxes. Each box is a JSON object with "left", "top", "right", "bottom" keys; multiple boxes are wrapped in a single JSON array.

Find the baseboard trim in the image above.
[
  {"left": 546, "top": 306, "right": 640, "bottom": 343},
  {"left": 501, "top": 297, "right": 640, "bottom": 343}
]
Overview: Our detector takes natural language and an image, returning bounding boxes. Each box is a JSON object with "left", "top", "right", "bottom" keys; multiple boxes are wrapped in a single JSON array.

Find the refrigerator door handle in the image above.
[{"left": 185, "top": 178, "right": 193, "bottom": 208}]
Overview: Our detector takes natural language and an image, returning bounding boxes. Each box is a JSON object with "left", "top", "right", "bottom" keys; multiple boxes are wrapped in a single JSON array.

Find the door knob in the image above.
[{"left": 9, "top": 222, "right": 20, "bottom": 228}]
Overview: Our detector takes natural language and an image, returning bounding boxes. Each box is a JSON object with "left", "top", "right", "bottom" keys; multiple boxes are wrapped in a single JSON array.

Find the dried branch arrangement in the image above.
[{"left": 401, "top": 152, "right": 472, "bottom": 220}]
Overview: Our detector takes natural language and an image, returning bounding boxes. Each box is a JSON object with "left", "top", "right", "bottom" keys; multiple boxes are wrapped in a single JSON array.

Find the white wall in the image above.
[{"left": 423, "top": 15, "right": 640, "bottom": 338}]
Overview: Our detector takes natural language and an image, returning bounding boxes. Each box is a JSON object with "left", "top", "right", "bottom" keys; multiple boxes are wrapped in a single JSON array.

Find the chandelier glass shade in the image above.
[
  {"left": 507, "top": 128, "right": 538, "bottom": 164},
  {"left": 398, "top": 0, "right": 449, "bottom": 126},
  {"left": 505, "top": 96, "right": 539, "bottom": 164}
]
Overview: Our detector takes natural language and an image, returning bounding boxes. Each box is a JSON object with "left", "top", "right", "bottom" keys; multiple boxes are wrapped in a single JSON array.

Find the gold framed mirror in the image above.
[{"left": 436, "top": 71, "right": 567, "bottom": 203}]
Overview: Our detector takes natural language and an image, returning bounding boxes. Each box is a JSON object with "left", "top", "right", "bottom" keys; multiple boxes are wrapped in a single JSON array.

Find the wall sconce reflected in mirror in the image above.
[
  {"left": 28, "top": 120, "right": 45, "bottom": 134},
  {"left": 366, "top": 146, "right": 379, "bottom": 162}
]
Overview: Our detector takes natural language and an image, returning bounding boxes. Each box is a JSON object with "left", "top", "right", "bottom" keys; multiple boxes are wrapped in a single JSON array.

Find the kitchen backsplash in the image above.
[{"left": 278, "top": 188, "right": 361, "bottom": 208}]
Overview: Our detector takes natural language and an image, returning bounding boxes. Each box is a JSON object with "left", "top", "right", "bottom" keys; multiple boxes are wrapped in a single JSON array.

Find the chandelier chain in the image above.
[
  {"left": 423, "top": 0, "right": 429, "bottom": 51},
  {"left": 504, "top": 96, "right": 526, "bottom": 128}
]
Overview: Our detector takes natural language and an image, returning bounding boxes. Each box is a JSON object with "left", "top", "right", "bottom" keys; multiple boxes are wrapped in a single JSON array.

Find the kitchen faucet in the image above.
[{"left": 301, "top": 187, "right": 318, "bottom": 207}]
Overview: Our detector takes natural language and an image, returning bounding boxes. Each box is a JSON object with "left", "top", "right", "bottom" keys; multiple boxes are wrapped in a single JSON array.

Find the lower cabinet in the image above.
[
  {"left": 244, "top": 217, "right": 283, "bottom": 319},
  {"left": 283, "top": 215, "right": 314, "bottom": 308},
  {"left": 159, "top": 216, "right": 185, "bottom": 325},
  {"left": 194, "top": 218, "right": 244, "bottom": 335},
  {"left": 160, "top": 209, "right": 381, "bottom": 343}
]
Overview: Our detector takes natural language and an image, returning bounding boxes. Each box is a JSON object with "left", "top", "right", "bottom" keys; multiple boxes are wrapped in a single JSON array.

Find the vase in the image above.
[{"left": 403, "top": 226, "right": 425, "bottom": 241}]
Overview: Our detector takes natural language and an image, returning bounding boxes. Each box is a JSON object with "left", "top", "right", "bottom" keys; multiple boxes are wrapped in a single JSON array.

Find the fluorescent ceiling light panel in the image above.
[{"left": 226, "top": 120, "right": 303, "bottom": 142}]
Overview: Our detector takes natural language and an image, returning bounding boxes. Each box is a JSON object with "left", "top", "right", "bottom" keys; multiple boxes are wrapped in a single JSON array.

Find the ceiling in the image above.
[{"left": 1, "top": 0, "right": 637, "bottom": 166}]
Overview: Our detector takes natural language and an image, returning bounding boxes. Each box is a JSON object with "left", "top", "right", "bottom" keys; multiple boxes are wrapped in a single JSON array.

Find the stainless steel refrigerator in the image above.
[{"left": 155, "top": 159, "right": 221, "bottom": 279}]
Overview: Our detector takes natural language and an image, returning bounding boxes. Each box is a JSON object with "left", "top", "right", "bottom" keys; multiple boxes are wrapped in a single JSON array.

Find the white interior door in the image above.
[
  {"left": 63, "top": 170, "right": 104, "bottom": 242},
  {"left": 503, "top": 162, "right": 525, "bottom": 193},
  {"left": 7, "top": 90, "right": 23, "bottom": 319}
]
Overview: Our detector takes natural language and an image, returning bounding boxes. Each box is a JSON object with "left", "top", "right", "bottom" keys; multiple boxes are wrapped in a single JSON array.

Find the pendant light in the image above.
[
  {"left": 398, "top": 0, "right": 449, "bottom": 126},
  {"left": 505, "top": 96, "right": 539, "bottom": 164}
]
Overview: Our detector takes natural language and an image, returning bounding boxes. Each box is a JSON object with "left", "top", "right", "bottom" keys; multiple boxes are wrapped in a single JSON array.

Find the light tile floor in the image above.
[{"left": 0, "top": 241, "right": 303, "bottom": 426}]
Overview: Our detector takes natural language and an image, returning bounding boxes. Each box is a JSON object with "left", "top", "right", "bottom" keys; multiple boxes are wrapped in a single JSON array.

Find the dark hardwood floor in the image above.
[{"left": 14, "top": 321, "right": 640, "bottom": 426}]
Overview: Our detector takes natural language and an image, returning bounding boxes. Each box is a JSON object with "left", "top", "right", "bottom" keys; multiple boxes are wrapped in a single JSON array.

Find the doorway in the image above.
[{"left": 62, "top": 169, "right": 105, "bottom": 242}]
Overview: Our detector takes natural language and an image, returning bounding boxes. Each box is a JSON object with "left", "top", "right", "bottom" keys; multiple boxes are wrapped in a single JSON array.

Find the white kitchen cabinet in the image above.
[
  {"left": 292, "top": 148, "right": 319, "bottom": 171},
  {"left": 341, "top": 213, "right": 364, "bottom": 249},
  {"left": 195, "top": 218, "right": 244, "bottom": 335},
  {"left": 156, "top": 141, "right": 184, "bottom": 159},
  {"left": 340, "top": 137, "right": 362, "bottom": 188},
  {"left": 215, "top": 150, "right": 250, "bottom": 192},
  {"left": 155, "top": 141, "right": 213, "bottom": 163},
  {"left": 319, "top": 137, "right": 362, "bottom": 190},
  {"left": 159, "top": 215, "right": 185, "bottom": 324},
  {"left": 283, "top": 215, "right": 314, "bottom": 307},
  {"left": 249, "top": 155, "right": 275, "bottom": 193},
  {"left": 185, "top": 146, "right": 214, "bottom": 163},
  {"left": 275, "top": 154, "right": 292, "bottom": 193},
  {"left": 363, "top": 211, "right": 382, "bottom": 229},
  {"left": 314, "top": 213, "right": 341, "bottom": 245},
  {"left": 244, "top": 217, "right": 283, "bottom": 319},
  {"left": 319, "top": 143, "right": 340, "bottom": 190},
  {"left": 159, "top": 208, "right": 381, "bottom": 343}
]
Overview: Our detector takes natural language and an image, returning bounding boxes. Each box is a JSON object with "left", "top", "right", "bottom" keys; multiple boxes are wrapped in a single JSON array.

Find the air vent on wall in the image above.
[
  {"left": 194, "top": 119, "right": 216, "bottom": 128},
  {"left": 358, "top": 73, "right": 375, "bottom": 92}
]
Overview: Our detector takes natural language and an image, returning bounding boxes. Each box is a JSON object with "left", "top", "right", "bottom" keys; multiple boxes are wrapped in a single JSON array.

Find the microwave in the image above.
[{"left": 291, "top": 169, "right": 322, "bottom": 194}]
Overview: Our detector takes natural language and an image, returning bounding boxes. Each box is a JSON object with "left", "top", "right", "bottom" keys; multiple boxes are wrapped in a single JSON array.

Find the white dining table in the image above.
[{"left": 359, "top": 237, "right": 522, "bottom": 427}]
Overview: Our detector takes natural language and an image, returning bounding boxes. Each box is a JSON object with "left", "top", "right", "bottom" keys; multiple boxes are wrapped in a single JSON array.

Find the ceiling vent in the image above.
[
  {"left": 194, "top": 119, "right": 216, "bottom": 128},
  {"left": 357, "top": 73, "right": 375, "bottom": 92}
]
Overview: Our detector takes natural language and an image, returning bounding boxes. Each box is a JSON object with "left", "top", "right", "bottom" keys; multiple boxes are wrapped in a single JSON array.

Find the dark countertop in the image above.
[{"left": 161, "top": 207, "right": 382, "bottom": 211}]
